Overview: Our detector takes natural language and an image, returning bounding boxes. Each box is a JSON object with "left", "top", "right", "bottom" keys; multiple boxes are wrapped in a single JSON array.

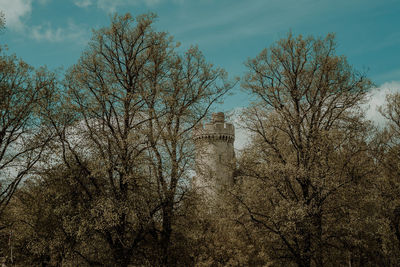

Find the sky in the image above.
[{"left": 1, "top": 0, "right": 400, "bottom": 148}]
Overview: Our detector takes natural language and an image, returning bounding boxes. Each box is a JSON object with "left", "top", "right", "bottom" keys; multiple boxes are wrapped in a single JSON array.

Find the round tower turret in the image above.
[{"left": 192, "top": 112, "right": 235, "bottom": 195}]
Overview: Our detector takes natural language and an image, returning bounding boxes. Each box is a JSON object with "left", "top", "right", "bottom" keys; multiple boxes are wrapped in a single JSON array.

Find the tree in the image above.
[
  {"left": 0, "top": 42, "right": 55, "bottom": 264},
  {"left": 0, "top": 48, "right": 54, "bottom": 222},
  {"left": 38, "top": 13, "right": 232, "bottom": 266},
  {"left": 5, "top": 170, "right": 80, "bottom": 266},
  {"left": 142, "top": 45, "right": 233, "bottom": 265},
  {"left": 237, "top": 33, "right": 373, "bottom": 266},
  {"left": 370, "top": 92, "right": 400, "bottom": 264}
]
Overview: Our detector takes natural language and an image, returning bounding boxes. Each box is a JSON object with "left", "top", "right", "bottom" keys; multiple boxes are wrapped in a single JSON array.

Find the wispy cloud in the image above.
[
  {"left": 229, "top": 108, "right": 252, "bottom": 151},
  {"left": 0, "top": 0, "right": 32, "bottom": 30},
  {"left": 0, "top": 0, "right": 89, "bottom": 44},
  {"left": 169, "top": 0, "right": 381, "bottom": 49},
  {"left": 73, "top": 0, "right": 92, "bottom": 8},
  {"left": 30, "top": 20, "right": 88, "bottom": 43},
  {"left": 168, "top": 0, "right": 323, "bottom": 48},
  {"left": 73, "top": 0, "right": 169, "bottom": 13},
  {"left": 365, "top": 81, "right": 400, "bottom": 125}
]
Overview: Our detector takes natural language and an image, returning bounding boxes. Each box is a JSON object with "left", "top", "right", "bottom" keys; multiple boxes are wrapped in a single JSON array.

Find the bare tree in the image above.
[
  {"left": 237, "top": 33, "right": 373, "bottom": 266},
  {"left": 374, "top": 93, "right": 400, "bottom": 260},
  {"left": 41, "top": 13, "right": 232, "bottom": 266},
  {"left": 0, "top": 48, "right": 55, "bottom": 220},
  {"left": 142, "top": 44, "right": 232, "bottom": 265}
]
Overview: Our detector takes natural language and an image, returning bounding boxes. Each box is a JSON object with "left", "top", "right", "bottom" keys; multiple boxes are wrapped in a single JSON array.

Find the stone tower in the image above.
[{"left": 193, "top": 112, "right": 235, "bottom": 195}]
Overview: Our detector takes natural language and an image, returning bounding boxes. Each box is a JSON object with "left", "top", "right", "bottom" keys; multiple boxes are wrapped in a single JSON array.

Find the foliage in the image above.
[
  {"left": 2, "top": 13, "right": 232, "bottom": 266},
  {"left": 0, "top": 47, "right": 55, "bottom": 221},
  {"left": 235, "top": 33, "right": 385, "bottom": 266}
]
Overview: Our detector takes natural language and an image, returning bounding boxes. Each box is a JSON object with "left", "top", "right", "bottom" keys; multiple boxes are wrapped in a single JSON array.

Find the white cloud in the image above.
[
  {"left": 96, "top": 0, "right": 124, "bottom": 12},
  {"left": 73, "top": 0, "right": 169, "bottom": 13},
  {"left": 0, "top": 0, "right": 86, "bottom": 43},
  {"left": 0, "top": 0, "right": 32, "bottom": 30},
  {"left": 227, "top": 108, "right": 252, "bottom": 151},
  {"left": 30, "top": 20, "right": 88, "bottom": 43},
  {"left": 73, "top": 0, "right": 92, "bottom": 8},
  {"left": 97, "top": 0, "right": 161, "bottom": 13},
  {"left": 364, "top": 81, "right": 400, "bottom": 126}
]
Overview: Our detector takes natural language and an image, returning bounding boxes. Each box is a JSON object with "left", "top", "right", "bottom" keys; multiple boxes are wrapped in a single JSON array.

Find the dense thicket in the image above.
[{"left": 0, "top": 13, "right": 399, "bottom": 267}]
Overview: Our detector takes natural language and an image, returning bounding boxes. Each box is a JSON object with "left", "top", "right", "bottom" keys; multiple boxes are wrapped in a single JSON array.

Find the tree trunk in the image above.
[{"left": 161, "top": 201, "right": 173, "bottom": 266}]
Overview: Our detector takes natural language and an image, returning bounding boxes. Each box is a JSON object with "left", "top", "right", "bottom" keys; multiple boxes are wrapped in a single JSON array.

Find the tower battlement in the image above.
[{"left": 193, "top": 112, "right": 235, "bottom": 143}]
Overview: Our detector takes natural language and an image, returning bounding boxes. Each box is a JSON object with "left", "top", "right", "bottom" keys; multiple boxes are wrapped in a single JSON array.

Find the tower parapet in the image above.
[
  {"left": 193, "top": 112, "right": 235, "bottom": 144},
  {"left": 193, "top": 112, "right": 235, "bottom": 196}
]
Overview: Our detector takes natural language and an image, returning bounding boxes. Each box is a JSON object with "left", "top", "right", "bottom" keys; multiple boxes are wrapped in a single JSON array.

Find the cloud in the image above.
[
  {"left": 96, "top": 0, "right": 125, "bottom": 12},
  {"left": 169, "top": 0, "right": 321, "bottom": 48},
  {"left": 227, "top": 108, "right": 252, "bottom": 151},
  {"left": 73, "top": 0, "right": 92, "bottom": 8},
  {"left": 97, "top": 0, "right": 162, "bottom": 12},
  {"left": 0, "top": 0, "right": 87, "bottom": 44},
  {"left": 364, "top": 81, "right": 400, "bottom": 126},
  {"left": 30, "top": 20, "right": 88, "bottom": 43},
  {"left": 0, "top": 0, "right": 32, "bottom": 30},
  {"left": 73, "top": 0, "right": 166, "bottom": 12},
  {"left": 170, "top": 0, "right": 383, "bottom": 50}
]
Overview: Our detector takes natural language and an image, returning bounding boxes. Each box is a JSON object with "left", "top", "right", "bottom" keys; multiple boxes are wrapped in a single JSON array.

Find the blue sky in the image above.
[{"left": 1, "top": 0, "right": 400, "bottom": 114}]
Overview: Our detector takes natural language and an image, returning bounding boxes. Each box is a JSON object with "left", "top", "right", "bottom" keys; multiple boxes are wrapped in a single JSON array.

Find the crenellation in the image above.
[{"left": 193, "top": 116, "right": 235, "bottom": 142}]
